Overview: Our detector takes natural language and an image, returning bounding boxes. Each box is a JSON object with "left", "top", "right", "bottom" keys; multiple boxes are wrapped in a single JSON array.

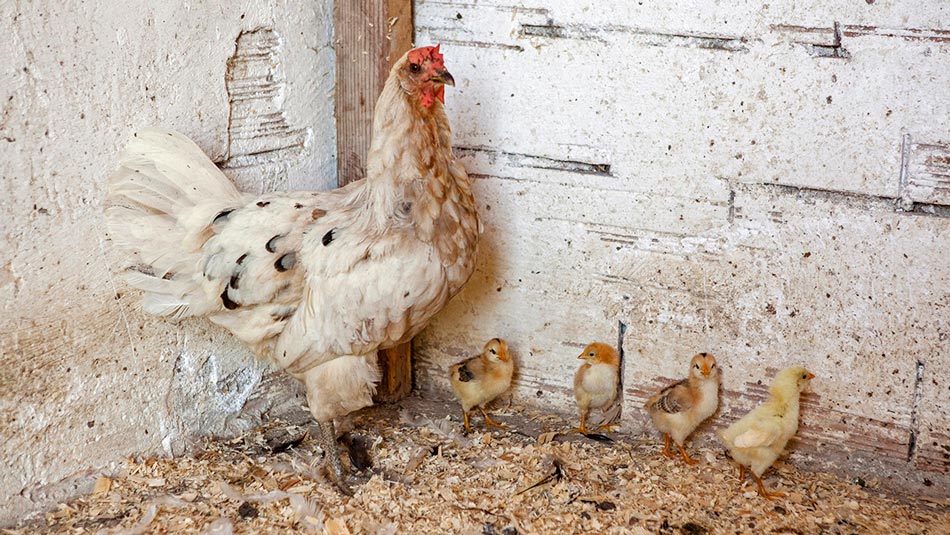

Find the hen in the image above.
[{"left": 105, "top": 46, "right": 479, "bottom": 490}]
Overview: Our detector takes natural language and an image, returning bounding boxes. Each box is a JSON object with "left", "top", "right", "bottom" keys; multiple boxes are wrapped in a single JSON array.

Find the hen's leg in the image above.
[
  {"left": 316, "top": 420, "right": 353, "bottom": 495},
  {"left": 478, "top": 407, "right": 508, "bottom": 430}
]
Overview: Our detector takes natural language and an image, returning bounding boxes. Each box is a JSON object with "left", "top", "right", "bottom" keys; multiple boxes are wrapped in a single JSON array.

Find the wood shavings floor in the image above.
[{"left": 9, "top": 397, "right": 949, "bottom": 535}]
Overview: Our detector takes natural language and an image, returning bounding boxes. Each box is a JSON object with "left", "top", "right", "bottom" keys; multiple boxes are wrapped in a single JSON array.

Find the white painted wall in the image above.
[
  {"left": 2, "top": 0, "right": 947, "bottom": 523},
  {"left": 0, "top": 0, "right": 335, "bottom": 523},
  {"left": 414, "top": 0, "right": 950, "bottom": 476}
]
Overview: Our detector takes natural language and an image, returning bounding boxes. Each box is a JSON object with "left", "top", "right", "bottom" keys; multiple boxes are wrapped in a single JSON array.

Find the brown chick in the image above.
[
  {"left": 719, "top": 366, "right": 815, "bottom": 499},
  {"left": 644, "top": 352, "right": 720, "bottom": 465},
  {"left": 573, "top": 342, "right": 621, "bottom": 434},
  {"left": 449, "top": 338, "right": 514, "bottom": 432}
]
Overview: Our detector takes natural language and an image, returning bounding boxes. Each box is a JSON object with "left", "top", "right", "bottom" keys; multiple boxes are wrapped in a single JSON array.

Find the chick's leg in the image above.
[
  {"left": 461, "top": 410, "right": 472, "bottom": 433},
  {"left": 736, "top": 465, "right": 746, "bottom": 487},
  {"left": 478, "top": 407, "right": 508, "bottom": 430},
  {"left": 751, "top": 472, "right": 786, "bottom": 500},
  {"left": 676, "top": 443, "right": 699, "bottom": 465},
  {"left": 661, "top": 434, "right": 677, "bottom": 459},
  {"left": 571, "top": 410, "right": 591, "bottom": 435}
]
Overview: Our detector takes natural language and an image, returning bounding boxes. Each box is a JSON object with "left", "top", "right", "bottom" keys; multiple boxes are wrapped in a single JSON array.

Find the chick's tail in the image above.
[{"left": 105, "top": 129, "right": 247, "bottom": 318}]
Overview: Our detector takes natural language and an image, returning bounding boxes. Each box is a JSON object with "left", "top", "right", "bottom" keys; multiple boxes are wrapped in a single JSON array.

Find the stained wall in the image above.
[
  {"left": 0, "top": 0, "right": 336, "bottom": 523},
  {"left": 413, "top": 0, "right": 950, "bottom": 484}
]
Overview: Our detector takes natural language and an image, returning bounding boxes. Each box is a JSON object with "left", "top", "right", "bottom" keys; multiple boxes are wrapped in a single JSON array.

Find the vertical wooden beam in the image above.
[{"left": 335, "top": 0, "right": 413, "bottom": 403}]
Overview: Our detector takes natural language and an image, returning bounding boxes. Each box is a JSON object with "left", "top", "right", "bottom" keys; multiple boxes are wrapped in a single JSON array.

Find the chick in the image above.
[
  {"left": 573, "top": 342, "right": 621, "bottom": 434},
  {"left": 719, "top": 366, "right": 815, "bottom": 499},
  {"left": 449, "top": 338, "right": 514, "bottom": 432},
  {"left": 645, "top": 352, "right": 720, "bottom": 465}
]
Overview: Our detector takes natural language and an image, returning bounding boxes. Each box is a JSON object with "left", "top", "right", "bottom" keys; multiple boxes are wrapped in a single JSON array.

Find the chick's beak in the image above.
[
  {"left": 806, "top": 372, "right": 816, "bottom": 380},
  {"left": 431, "top": 68, "right": 455, "bottom": 86},
  {"left": 701, "top": 365, "right": 711, "bottom": 377}
]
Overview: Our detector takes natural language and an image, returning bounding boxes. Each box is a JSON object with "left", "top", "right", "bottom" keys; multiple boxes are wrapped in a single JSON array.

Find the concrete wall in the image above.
[
  {"left": 0, "top": 0, "right": 335, "bottom": 523},
  {"left": 414, "top": 0, "right": 950, "bottom": 479}
]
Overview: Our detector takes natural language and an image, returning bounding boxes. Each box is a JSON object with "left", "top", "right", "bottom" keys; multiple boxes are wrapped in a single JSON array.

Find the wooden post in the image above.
[{"left": 334, "top": 0, "right": 413, "bottom": 403}]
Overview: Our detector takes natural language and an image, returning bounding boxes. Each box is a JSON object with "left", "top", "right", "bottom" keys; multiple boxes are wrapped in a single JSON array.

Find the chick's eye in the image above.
[
  {"left": 588, "top": 352, "right": 594, "bottom": 357},
  {"left": 694, "top": 364, "right": 700, "bottom": 369},
  {"left": 490, "top": 349, "right": 496, "bottom": 354},
  {"left": 802, "top": 373, "right": 807, "bottom": 379},
  {"left": 409, "top": 62, "right": 421, "bottom": 73},
  {"left": 711, "top": 363, "right": 716, "bottom": 368}
]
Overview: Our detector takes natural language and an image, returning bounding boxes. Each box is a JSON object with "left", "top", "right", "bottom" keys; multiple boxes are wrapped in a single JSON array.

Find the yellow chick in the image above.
[
  {"left": 645, "top": 352, "right": 720, "bottom": 465},
  {"left": 573, "top": 342, "right": 621, "bottom": 434},
  {"left": 449, "top": 338, "right": 514, "bottom": 432},
  {"left": 719, "top": 366, "right": 815, "bottom": 499}
]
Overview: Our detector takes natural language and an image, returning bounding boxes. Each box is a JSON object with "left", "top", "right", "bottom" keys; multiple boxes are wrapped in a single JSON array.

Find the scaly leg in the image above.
[
  {"left": 317, "top": 420, "right": 353, "bottom": 496},
  {"left": 571, "top": 410, "right": 591, "bottom": 435},
  {"left": 751, "top": 472, "right": 787, "bottom": 500},
  {"left": 737, "top": 464, "right": 747, "bottom": 488},
  {"left": 661, "top": 434, "right": 677, "bottom": 459},
  {"left": 478, "top": 407, "right": 508, "bottom": 430},
  {"left": 676, "top": 443, "right": 699, "bottom": 465}
]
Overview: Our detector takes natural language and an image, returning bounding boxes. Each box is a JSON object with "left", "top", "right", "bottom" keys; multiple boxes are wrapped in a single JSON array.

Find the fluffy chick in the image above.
[
  {"left": 449, "top": 338, "right": 514, "bottom": 432},
  {"left": 645, "top": 352, "right": 720, "bottom": 465},
  {"left": 573, "top": 342, "right": 621, "bottom": 434},
  {"left": 719, "top": 366, "right": 815, "bottom": 499}
]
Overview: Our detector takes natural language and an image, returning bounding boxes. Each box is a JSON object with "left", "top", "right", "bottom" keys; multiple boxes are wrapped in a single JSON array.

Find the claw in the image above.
[
  {"left": 676, "top": 443, "right": 699, "bottom": 465},
  {"left": 596, "top": 421, "right": 620, "bottom": 433},
  {"left": 572, "top": 412, "right": 591, "bottom": 435},
  {"left": 479, "top": 408, "right": 508, "bottom": 430},
  {"left": 751, "top": 472, "right": 786, "bottom": 500}
]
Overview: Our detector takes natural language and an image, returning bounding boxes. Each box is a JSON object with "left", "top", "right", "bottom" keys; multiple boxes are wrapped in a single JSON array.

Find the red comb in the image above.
[{"left": 407, "top": 44, "right": 445, "bottom": 69}]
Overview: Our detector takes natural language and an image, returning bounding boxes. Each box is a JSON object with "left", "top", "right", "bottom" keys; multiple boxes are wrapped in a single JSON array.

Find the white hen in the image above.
[{"left": 105, "top": 45, "right": 479, "bottom": 489}]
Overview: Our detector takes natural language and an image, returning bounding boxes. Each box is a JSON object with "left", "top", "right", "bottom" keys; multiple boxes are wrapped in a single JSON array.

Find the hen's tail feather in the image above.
[{"left": 105, "top": 129, "right": 247, "bottom": 318}]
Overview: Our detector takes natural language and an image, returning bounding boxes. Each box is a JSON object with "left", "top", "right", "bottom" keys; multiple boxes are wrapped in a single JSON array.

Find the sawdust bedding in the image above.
[{"left": 9, "top": 399, "right": 949, "bottom": 535}]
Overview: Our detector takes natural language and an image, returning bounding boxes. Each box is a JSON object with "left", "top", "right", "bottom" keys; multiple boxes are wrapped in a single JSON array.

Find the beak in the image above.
[
  {"left": 806, "top": 372, "right": 816, "bottom": 380},
  {"left": 431, "top": 68, "right": 455, "bottom": 86},
  {"left": 577, "top": 354, "right": 586, "bottom": 361},
  {"left": 701, "top": 365, "right": 711, "bottom": 377}
]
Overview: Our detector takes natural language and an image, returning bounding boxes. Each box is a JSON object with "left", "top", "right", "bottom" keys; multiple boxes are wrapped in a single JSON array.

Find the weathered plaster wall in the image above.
[
  {"left": 0, "top": 0, "right": 335, "bottom": 523},
  {"left": 414, "top": 0, "right": 950, "bottom": 484}
]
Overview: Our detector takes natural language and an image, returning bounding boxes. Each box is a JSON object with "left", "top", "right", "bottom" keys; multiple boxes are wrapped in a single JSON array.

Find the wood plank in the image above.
[{"left": 334, "top": 0, "right": 413, "bottom": 403}]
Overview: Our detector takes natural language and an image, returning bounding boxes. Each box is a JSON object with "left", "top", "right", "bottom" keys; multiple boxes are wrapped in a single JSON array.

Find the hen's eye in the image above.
[{"left": 409, "top": 63, "right": 421, "bottom": 73}]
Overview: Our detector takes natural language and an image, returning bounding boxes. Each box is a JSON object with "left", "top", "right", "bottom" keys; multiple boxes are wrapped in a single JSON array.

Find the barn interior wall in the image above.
[
  {"left": 0, "top": 0, "right": 336, "bottom": 523},
  {"left": 412, "top": 0, "right": 950, "bottom": 482}
]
